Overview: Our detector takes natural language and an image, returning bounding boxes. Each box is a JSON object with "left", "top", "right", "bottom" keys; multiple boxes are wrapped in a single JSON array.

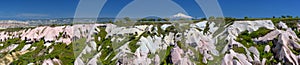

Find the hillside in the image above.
[{"left": 0, "top": 19, "right": 300, "bottom": 65}]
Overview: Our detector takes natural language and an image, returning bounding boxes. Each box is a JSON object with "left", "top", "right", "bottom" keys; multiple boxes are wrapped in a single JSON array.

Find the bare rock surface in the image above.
[{"left": 0, "top": 20, "right": 300, "bottom": 65}]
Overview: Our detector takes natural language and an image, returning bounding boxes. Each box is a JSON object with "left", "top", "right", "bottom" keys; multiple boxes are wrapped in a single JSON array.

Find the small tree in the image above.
[
  {"left": 244, "top": 16, "right": 249, "bottom": 20},
  {"left": 157, "top": 18, "right": 162, "bottom": 21},
  {"left": 209, "top": 16, "right": 215, "bottom": 20},
  {"left": 296, "top": 16, "right": 299, "bottom": 19},
  {"left": 141, "top": 18, "right": 147, "bottom": 21},
  {"left": 200, "top": 18, "right": 206, "bottom": 21},
  {"left": 281, "top": 15, "right": 286, "bottom": 18},
  {"left": 114, "top": 17, "right": 135, "bottom": 27},
  {"left": 108, "top": 20, "right": 113, "bottom": 23},
  {"left": 124, "top": 17, "right": 131, "bottom": 22},
  {"left": 287, "top": 15, "right": 293, "bottom": 19},
  {"left": 163, "top": 18, "right": 170, "bottom": 22}
]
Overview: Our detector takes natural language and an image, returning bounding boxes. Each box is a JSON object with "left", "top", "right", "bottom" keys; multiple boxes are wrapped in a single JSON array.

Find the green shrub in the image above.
[
  {"left": 249, "top": 27, "right": 272, "bottom": 38},
  {"left": 160, "top": 46, "right": 174, "bottom": 65},
  {"left": 232, "top": 46, "right": 247, "bottom": 54},
  {"left": 236, "top": 30, "right": 254, "bottom": 48},
  {"left": 12, "top": 40, "right": 75, "bottom": 64},
  {"left": 0, "top": 27, "right": 32, "bottom": 32},
  {"left": 165, "top": 26, "right": 176, "bottom": 33}
]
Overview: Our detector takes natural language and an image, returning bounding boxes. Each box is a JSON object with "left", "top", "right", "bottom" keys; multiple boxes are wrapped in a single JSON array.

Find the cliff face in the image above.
[{"left": 0, "top": 20, "right": 300, "bottom": 65}]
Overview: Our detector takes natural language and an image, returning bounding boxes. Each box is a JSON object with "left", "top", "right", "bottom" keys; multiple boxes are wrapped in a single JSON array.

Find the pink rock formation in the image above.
[{"left": 171, "top": 46, "right": 183, "bottom": 64}]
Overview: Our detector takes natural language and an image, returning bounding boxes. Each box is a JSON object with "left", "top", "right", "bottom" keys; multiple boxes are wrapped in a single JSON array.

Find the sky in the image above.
[{"left": 0, "top": 0, "right": 299, "bottom": 19}]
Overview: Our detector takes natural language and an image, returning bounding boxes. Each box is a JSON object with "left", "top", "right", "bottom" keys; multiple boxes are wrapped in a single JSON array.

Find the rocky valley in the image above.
[{"left": 0, "top": 19, "right": 300, "bottom": 65}]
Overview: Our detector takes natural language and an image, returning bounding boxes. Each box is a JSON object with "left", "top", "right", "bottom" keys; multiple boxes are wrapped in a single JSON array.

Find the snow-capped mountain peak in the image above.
[{"left": 171, "top": 13, "right": 193, "bottom": 19}]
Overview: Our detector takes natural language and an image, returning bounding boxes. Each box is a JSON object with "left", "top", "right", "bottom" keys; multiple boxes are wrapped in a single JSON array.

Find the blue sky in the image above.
[
  {"left": 0, "top": 0, "right": 79, "bottom": 19},
  {"left": 0, "top": 0, "right": 299, "bottom": 19}
]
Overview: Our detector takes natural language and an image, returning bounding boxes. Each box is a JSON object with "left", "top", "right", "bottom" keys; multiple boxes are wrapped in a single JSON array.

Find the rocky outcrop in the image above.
[
  {"left": 0, "top": 20, "right": 300, "bottom": 65},
  {"left": 256, "top": 28, "right": 300, "bottom": 65},
  {"left": 42, "top": 58, "right": 62, "bottom": 65},
  {"left": 218, "top": 20, "right": 277, "bottom": 65}
]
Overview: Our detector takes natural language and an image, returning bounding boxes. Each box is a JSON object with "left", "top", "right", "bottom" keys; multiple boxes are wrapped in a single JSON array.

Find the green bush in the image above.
[
  {"left": 0, "top": 27, "right": 32, "bottom": 32},
  {"left": 249, "top": 27, "right": 272, "bottom": 38},
  {"left": 0, "top": 38, "right": 21, "bottom": 50},
  {"left": 236, "top": 30, "right": 254, "bottom": 48},
  {"left": 232, "top": 46, "right": 247, "bottom": 54},
  {"left": 165, "top": 26, "right": 176, "bottom": 33},
  {"left": 203, "top": 22, "right": 210, "bottom": 34},
  {"left": 160, "top": 46, "right": 174, "bottom": 65}
]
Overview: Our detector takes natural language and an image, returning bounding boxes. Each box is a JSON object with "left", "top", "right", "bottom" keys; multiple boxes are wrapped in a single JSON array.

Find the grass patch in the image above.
[
  {"left": 73, "top": 38, "right": 86, "bottom": 57},
  {"left": 249, "top": 27, "right": 272, "bottom": 38},
  {"left": 0, "top": 38, "right": 22, "bottom": 50},
  {"left": 232, "top": 46, "right": 247, "bottom": 54},
  {"left": 0, "top": 27, "right": 33, "bottom": 32},
  {"left": 160, "top": 46, "right": 174, "bottom": 65}
]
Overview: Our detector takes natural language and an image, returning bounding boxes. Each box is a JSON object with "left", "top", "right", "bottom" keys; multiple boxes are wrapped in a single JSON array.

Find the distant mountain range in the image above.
[{"left": 0, "top": 18, "right": 117, "bottom": 26}]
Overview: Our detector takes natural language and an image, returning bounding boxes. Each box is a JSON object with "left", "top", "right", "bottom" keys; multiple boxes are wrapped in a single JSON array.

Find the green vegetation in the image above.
[
  {"left": 147, "top": 53, "right": 155, "bottom": 59},
  {"left": 128, "top": 30, "right": 160, "bottom": 53},
  {"left": 155, "top": 25, "right": 177, "bottom": 36},
  {"left": 94, "top": 27, "right": 116, "bottom": 65},
  {"left": 0, "top": 38, "right": 23, "bottom": 58},
  {"left": 290, "top": 48, "right": 300, "bottom": 55},
  {"left": 0, "top": 16, "right": 299, "bottom": 65},
  {"left": 137, "top": 18, "right": 170, "bottom": 22},
  {"left": 73, "top": 38, "right": 86, "bottom": 57},
  {"left": 57, "top": 32, "right": 64, "bottom": 40},
  {"left": 94, "top": 26, "right": 108, "bottom": 46},
  {"left": 236, "top": 27, "right": 272, "bottom": 48},
  {"left": 244, "top": 16, "right": 249, "bottom": 20},
  {"left": 160, "top": 46, "right": 174, "bottom": 65},
  {"left": 194, "top": 16, "right": 300, "bottom": 28},
  {"left": 256, "top": 41, "right": 274, "bottom": 62},
  {"left": 0, "top": 27, "right": 35, "bottom": 32},
  {"left": 176, "top": 41, "right": 185, "bottom": 50},
  {"left": 249, "top": 27, "right": 272, "bottom": 38},
  {"left": 34, "top": 23, "right": 73, "bottom": 27},
  {"left": 235, "top": 28, "right": 278, "bottom": 64},
  {"left": 0, "top": 38, "right": 22, "bottom": 50},
  {"left": 11, "top": 40, "right": 75, "bottom": 65},
  {"left": 176, "top": 41, "right": 206, "bottom": 65},
  {"left": 135, "top": 21, "right": 171, "bottom": 25},
  {"left": 98, "top": 40, "right": 116, "bottom": 65},
  {"left": 12, "top": 40, "right": 26, "bottom": 52},
  {"left": 165, "top": 25, "right": 177, "bottom": 33},
  {"left": 0, "top": 29, "right": 77, "bottom": 64},
  {"left": 128, "top": 37, "right": 140, "bottom": 52},
  {"left": 156, "top": 25, "right": 164, "bottom": 36},
  {"left": 261, "top": 42, "right": 277, "bottom": 65},
  {"left": 232, "top": 46, "right": 247, "bottom": 54},
  {"left": 114, "top": 17, "right": 136, "bottom": 27},
  {"left": 224, "top": 17, "right": 236, "bottom": 26},
  {"left": 236, "top": 31, "right": 254, "bottom": 48},
  {"left": 203, "top": 21, "right": 210, "bottom": 34},
  {"left": 45, "top": 43, "right": 75, "bottom": 64},
  {"left": 295, "top": 31, "right": 300, "bottom": 38},
  {"left": 236, "top": 28, "right": 274, "bottom": 52}
]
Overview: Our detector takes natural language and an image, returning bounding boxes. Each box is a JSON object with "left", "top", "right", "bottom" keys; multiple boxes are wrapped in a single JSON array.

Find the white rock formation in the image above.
[
  {"left": 222, "top": 50, "right": 252, "bottom": 65},
  {"left": 256, "top": 28, "right": 300, "bottom": 65},
  {"left": 278, "top": 21, "right": 288, "bottom": 29},
  {"left": 171, "top": 46, "right": 183, "bottom": 64},
  {"left": 264, "top": 45, "right": 271, "bottom": 53},
  {"left": 0, "top": 20, "right": 299, "bottom": 65},
  {"left": 42, "top": 58, "right": 62, "bottom": 65},
  {"left": 220, "top": 20, "right": 276, "bottom": 65}
]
